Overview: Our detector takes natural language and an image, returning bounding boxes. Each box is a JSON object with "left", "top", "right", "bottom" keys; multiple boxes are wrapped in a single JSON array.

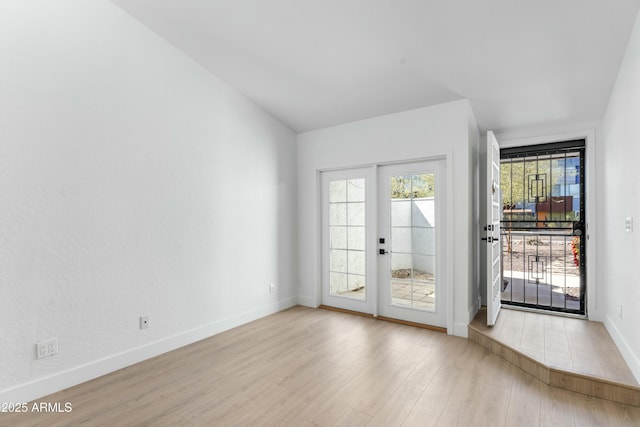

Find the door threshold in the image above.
[
  {"left": 319, "top": 304, "right": 374, "bottom": 318},
  {"left": 319, "top": 305, "right": 446, "bottom": 333},
  {"left": 502, "top": 304, "right": 587, "bottom": 320}
]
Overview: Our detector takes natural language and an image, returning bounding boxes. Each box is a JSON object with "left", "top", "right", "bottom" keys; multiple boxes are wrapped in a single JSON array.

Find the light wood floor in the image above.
[
  {"left": 3, "top": 306, "right": 640, "bottom": 426},
  {"left": 472, "top": 307, "right": 638, "bottom": 386}
]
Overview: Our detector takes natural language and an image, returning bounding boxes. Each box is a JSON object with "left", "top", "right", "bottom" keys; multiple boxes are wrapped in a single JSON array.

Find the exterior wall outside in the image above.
[{"left": 390, "top": 198, "right": 436, "bottom": 273}]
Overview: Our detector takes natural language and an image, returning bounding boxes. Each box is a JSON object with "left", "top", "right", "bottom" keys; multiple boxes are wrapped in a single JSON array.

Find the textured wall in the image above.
[{"left": 0, "top": 0, "right": 297, "bottom": 401}]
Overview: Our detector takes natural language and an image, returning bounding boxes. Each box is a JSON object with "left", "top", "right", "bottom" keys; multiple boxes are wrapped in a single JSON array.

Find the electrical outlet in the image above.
[
  {"left": 36, "top": 338, "right": 58, "bottom": 359},
  {"left": 625, "top": 217, "right": 633, "bottom": 232},
  {"left": 140, "top": 316, "right": 149, "bottom": 329},
  {"left": 269, "top": 283, "right": 275, "bottom": 293}
]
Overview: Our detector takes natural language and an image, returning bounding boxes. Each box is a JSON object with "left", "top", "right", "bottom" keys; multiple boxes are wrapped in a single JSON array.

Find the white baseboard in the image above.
[
  {"left": 604, "top": 315, "right": 640, "bottom": 384},
  {"left": 471, "top": 297, "right": 481, "bottom": 320},
  {"left": 297, "top": 295, "right": 318, "bottom": 308},
  {"left": 453, "top": 322, "right": 469, "bottom": 338},
  {"left": 452, "top": 297, "right": 482, "bottom": 338},
  {"left": 0, "top": 297, "right": 298, "bottom": 404}
]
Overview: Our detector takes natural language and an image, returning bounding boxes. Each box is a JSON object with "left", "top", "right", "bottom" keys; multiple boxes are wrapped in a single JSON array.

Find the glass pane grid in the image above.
[
  {"left": 328, "top": 179, "right": 366, "bottom": 300},
  {"left": 389, "top": 173, "right": 436, "bottom": 311}
]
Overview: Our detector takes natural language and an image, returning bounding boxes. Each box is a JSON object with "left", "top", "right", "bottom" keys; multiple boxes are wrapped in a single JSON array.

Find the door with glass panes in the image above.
[
  {"left": 321, "top": 160, "right": 446, "bottom": 327},
  {"left": 321, "top": 168, "right": 374, "bottom": 314}
]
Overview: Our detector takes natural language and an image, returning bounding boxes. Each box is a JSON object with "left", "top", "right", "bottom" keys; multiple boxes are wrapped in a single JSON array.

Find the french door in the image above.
[
  {"left": 321, "top": 167, "right": 375, "bottom": 314},
  {"left": 377, "top": 161, "right": 447, "bottom": 327},
  {"left": 321, "top": 159, "right": 447, "bottom": 328}
]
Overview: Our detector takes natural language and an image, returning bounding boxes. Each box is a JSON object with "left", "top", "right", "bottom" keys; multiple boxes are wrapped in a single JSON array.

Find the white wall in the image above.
[
  {"left": 0, "top": 0, "right": 298, "bottom": 402},
  {"left": 602, "top": 8, "right": 640, "bottom": 383},
  {"left": 297, "top": 100, "right": 480, "bottom": 336}
]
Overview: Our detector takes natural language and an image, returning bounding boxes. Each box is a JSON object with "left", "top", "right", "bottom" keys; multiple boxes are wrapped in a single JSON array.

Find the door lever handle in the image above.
[{"left": 379, "top": 249, "right": 389, "bottom": 255}]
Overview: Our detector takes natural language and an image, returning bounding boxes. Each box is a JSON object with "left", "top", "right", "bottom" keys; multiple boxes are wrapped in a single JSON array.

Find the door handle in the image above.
[{"left": 379, "top": 249, "right": 388, "bottom": 255}]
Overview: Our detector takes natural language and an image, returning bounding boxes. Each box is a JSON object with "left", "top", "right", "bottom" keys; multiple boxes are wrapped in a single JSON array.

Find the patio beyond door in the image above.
[{"left": 321, "top": 160, "right": 447, "bottom": 328}]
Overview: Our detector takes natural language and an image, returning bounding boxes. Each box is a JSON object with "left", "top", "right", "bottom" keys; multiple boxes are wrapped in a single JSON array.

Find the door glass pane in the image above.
[
  {"left": 330, "top": 203, "right": 347, "bottom": 225},
  {"left": 347, "top": 202, "right": 365, "bottom": 226},
  {"left": 329, "top": 178, "right": 366, "bottom": 299},
  {"left": 347, "top": 179, "right": 365, "bottom": 202},
  {"left": 330, "top": 226, "right": 347, "bottom": 249},
  {"left": 412, "top": 227, "right": 435, "bottom": 256},
  {"left": 330, "top": 180, "right": 347, "bottom": 202},
  {"left": 330, "top": 272, "right": 348, "bottom": 294},
  {"left": 389, "top": 173, "right": 436, "bottom": 311},
  {"left": 391, "top": 228, "right": 412, "bottom": 253},
  {"left": 348, "top": 251, "right": 365, "bottom": 275},
  {"left": 391, "top": 201, "right": 411, "bottom": 226},
  {"left": 329, "top": 249, "right": 347, "bottom": 273},
  {"left": 347, "top": 226, "right": 365, "bottom": 250}
]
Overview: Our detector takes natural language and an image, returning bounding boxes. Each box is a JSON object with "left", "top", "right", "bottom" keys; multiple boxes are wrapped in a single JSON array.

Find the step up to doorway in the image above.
[{"left": 468, "top": 308, "right": 640, "bottom": 407}]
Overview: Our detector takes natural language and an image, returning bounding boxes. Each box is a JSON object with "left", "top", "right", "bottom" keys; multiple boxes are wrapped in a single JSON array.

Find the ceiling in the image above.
[{"left": 109, "top": 0, "right": 640, "bottom": 133}]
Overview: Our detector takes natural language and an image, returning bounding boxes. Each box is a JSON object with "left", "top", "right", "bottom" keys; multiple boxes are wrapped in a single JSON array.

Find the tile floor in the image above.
[{"left": 472, "top": 307, "right": 638, "bottom": 386}]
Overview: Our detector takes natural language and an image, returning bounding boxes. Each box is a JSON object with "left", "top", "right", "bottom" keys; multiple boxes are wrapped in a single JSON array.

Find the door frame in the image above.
[
  {"left": 495, "top": 128, "right": 598, "bottom": 320},
  {"left": 316, "top": 155, "right": 453, "bottom": 332}
]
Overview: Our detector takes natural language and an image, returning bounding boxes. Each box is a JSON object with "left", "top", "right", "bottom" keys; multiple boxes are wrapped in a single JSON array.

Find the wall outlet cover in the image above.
[{"left": 36, "top": 338, "right": 58, "bottom": 359}]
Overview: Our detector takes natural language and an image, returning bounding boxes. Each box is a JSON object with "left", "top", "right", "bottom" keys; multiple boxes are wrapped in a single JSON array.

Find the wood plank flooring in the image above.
[{"left": 2, "top": 306, "right": 640, "bottom": 426}]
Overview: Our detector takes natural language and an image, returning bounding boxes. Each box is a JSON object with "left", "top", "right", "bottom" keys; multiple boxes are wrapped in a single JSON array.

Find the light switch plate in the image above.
[{"left": 625, "top": 216, "right": 633, "bottom": 232}]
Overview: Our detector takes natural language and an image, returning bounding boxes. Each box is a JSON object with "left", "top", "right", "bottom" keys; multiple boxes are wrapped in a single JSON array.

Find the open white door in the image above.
[{"left": 486, "top": 131, "right": 501, "bottom": 326}]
